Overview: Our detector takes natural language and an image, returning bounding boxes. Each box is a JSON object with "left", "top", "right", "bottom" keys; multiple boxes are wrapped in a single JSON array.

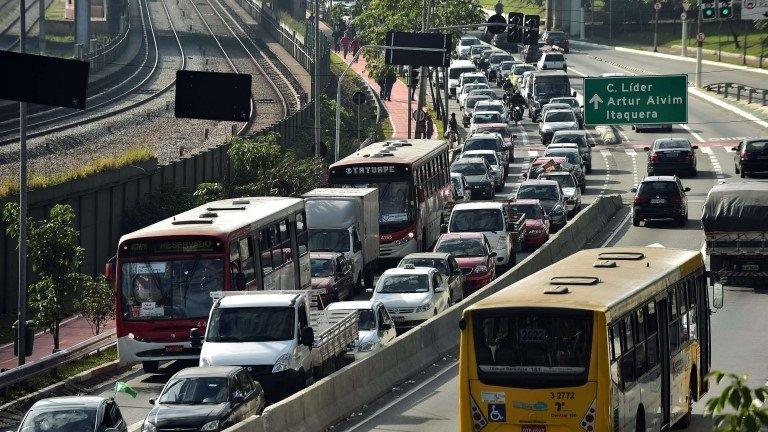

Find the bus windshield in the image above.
[
  {"left": 120, "top": 258, "right": 223, "bottom": 320},
  {"left": 334, "top": 181, "right": 414, "bottom": 227},
  {"left": 207, "top": 306, "right": 295, "bottom": 342},
  {"left": 308, "top": 229, "right": 350, "bottom": 253},
  {"left": 473, "top": 308, "right": 592, "bottom": 386}
]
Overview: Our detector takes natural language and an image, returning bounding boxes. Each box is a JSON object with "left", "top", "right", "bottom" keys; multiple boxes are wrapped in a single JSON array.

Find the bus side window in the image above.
[
  {"left": 620, "top": 316, "right": 636, "bottom": 387},
  {"left": 238, "top": 237, "right": 256, "bottom": 283},
  {"left": 229, "top": 241, "right": 242, "bottom": 289},
  {"left": 688, "top": 279, "right": 698, "bottom": 339},
  {"left": 634, "top": 310, "right": 647, "bottom": 379},
  {"left": 280, "top": 220, "right": 293, "bottom": 263},
  {"left": 259, "top": 228, "right": 274, "bottom": 275},
  {"left": 609, "top": 325, "right": 621, "bottom": 386},
  {"left": 677, "top": 285, "right": 689, "bottom": 344},
  {"left": 296, "top": 212, "right": 308, "bottom": 256},
  {"left": 645, "top": 302, "right": 659, "bottom": 369},
  {"left": 668, "top": 287, "right": 681, "bottom": 352},
  {"left": 270, "top": 224, "right": 285, "bottom": 267}
]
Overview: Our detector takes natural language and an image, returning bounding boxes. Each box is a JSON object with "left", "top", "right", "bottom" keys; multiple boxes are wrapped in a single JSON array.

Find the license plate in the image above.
[
  {"left": 668, "top": 151, "right": 679, "bottom": 157},
  {"left": 742, "top": 264, "right": 759, "bottom": 271},
  {"left": 165, "top": 345, "right": 183, "bottom": 353},
  {"left": 651, "top": 198, "right": 666, "bottom": 204},
  {"left": 392, "top": 316, "right": 405, "bottom": 322},
  {"left": 522, "top": 425, "right": 547, "bottom": 432}
]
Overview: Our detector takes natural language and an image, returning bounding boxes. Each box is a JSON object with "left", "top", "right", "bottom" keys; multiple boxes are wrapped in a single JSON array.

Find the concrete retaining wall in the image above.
[{"left": 223, "top": 194, "right": 625, "bottom": 432}]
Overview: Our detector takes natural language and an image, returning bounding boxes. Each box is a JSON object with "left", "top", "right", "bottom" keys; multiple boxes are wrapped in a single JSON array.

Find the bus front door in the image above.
[{"left": 658, "top": 297, "right": 671, "bottom": 427}]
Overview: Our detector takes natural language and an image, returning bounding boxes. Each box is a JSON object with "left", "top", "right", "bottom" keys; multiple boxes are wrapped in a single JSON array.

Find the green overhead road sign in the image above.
[{"left": 583, "top": 74, "right": 688, "bottom": 126}]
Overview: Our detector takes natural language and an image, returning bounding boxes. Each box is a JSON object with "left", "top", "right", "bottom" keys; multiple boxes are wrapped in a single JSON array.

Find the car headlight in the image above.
[
  {"left": 415, "top": 301, "right": 432, "bottom": 313},
  {"left": 359, "top": 341, "right": 377, "bottom": 352},
  {"left": 201, "top": 420, "right": 220, "bottom": 431},
  {"left": 474, "top": 264, "right": 489, "bottom": 274},
  {"left": 142, "top": 422, "right": 158, "bottom": 432},
  {"left": 272, "top": 353, "right": 291, "bottom": 373},
  {"left": 391, "top": 232, "right": 414, "bottom": 247},
  {"left": 200, "top": 357, "right": 211, "bottom": 367}
]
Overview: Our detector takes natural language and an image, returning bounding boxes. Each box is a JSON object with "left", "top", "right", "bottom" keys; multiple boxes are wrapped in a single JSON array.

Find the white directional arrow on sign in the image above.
[{"left": 589, "top": 94, "right": 603, "bottom": 109}]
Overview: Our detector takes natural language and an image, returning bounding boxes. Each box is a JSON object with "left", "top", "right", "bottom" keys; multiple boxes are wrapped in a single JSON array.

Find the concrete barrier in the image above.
[{"left": 223, "top": 194, "right": 625, "bottom": 432}]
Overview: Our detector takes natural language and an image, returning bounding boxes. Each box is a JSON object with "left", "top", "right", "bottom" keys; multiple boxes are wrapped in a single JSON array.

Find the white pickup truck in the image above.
[{"left": 196, "top": 291, "right": 358, "bottom": 402}]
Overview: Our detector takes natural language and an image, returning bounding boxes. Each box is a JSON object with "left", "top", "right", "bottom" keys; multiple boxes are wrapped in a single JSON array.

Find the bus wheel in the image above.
[
  {"left": 142, "top": 361, "right": 159, "bottom": 374},
  {"left": 635, "top": 408, "right": 646, "bottom": 432}
]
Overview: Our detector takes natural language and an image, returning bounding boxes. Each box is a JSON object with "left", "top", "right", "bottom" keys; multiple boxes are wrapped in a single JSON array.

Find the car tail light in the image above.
[
  {"left": 650, "top": 153, "right": 660, "bottom": 162},
  {"left": 741, "top": 149, "right": 749, "bottom": 159},
  {"left": 634, "top": 196, "right": 647, "bottom": 205},
  {"left": 668, "top": 195, "right": 682, "bottom": 204},
  {"left": 684, "top": 152, "right": 693, "bottom": 160}
]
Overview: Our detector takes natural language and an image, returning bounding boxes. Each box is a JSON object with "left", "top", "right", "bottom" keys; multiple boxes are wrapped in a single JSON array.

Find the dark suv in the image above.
[
  {"left": 631, "top": 176, "right": 690, "bottom": 227},
  {"left": 644, "top": 138, "right": 698, "bottom": 177},
  {"left": 733, "top": 138, "right": 768, "bottom": 178}
]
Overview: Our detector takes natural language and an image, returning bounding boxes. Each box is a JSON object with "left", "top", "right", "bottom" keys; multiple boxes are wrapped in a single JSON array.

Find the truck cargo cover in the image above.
[
  {"left": 701, "top": 181, "right": 768, "bottom": 232},
  {"left": 305, "top": 198, "right": 357, "bottom": 229}
]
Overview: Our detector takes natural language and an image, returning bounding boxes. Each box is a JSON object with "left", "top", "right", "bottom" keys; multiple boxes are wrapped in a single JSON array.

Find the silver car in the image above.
[{"left": 397, "top": 252, "right": 464, "bottom": 304}]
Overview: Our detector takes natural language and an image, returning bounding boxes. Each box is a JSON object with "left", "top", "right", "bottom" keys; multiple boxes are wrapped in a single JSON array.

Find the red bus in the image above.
[
  {"left": 112, "top": 197, "right": 310, "bottom": 373},
  {"left": 328, "top": 139, "right": 453, "bottom": 258}
]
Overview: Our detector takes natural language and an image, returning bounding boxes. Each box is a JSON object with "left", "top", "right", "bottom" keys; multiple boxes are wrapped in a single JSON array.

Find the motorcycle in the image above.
[{"left": 511, "top": 105, "right": 523, "bottom": 123}]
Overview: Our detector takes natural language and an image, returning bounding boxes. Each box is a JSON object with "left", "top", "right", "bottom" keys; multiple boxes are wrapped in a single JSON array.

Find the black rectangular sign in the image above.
[
  {"left": 175, "top": 70, "right": 252, "bottom": 122},
  {"left": 123, "top": 239, "right": 224, "bottom": 255},
  {"left": 384, "top": 31, "right": 451, "bottom": 67},
  {"left": 0, "top": 51, "right": 89, "bottom": 109}
]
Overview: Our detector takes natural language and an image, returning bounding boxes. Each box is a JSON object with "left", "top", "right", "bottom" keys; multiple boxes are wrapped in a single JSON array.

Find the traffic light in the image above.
[
  {"left": 523, "top": 28, "right": 539, "bottom": 45},
  {"left": 718, "top": 0, "right": 732, "bottom": 17},
  {"left": 702, "top": 2, "right": 716, "bottom": 19},
  {"left": 507, "top": 12, "right": 524, "bottom": 43},
  {"left": 524, "top": 14, "right": 540, "bottom": 29}
]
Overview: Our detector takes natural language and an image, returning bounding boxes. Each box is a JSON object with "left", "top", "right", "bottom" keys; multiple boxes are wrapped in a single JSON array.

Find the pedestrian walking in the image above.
[
  {"left": 350, "top": 36, "right": 361, "bottom": 62},
  {"left": 340, "top": 34, "right": 351, "bottom": 59},
  {"left": 332, "top": 29, "right": 341, "bottom": 52},
  {"left": 409, "top": 68, "right": 419, "bottom": 101},
  {"left": 377, "top": 72, "right": 386, "bottom": 98},
  {"left": 425, "top": 112, "right": 434, "bottom": 138},
  {"left": 413, "top": 108, "right": 427, "bottom": 138},
  {"left": 384, "top": 69, "right": 396, "bottom": 101}
]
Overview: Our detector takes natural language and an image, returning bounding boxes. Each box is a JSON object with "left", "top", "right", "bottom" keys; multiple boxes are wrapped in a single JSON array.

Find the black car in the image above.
[
  {"left": 733, "top": 138, "right": 768, "bottom": 178},
  {"left": 450, "top": 158, "right": 495, "bottom": 199},
  {"left": 143, "top": 366, "right": 265, "bottom": 432},
  {"left": 631, "top": 176, "right": 690, "bottom": 226},
  {"left": 18, "top": 396, "right": 127, "bottom": 432},
  {"left": 477, "top": 49, "right": 495, "bottom": 70},
  {"left": 644, "top": 138, "right": 698, "bottom": 177},
  {"left": 491, "top": 34, "right": 519, "bottom": 53}
]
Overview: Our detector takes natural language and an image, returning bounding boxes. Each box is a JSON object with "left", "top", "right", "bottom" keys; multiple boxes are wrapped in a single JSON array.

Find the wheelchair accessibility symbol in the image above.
[{"left": 488, "top": 404, "right": 507, "bottom": 422}]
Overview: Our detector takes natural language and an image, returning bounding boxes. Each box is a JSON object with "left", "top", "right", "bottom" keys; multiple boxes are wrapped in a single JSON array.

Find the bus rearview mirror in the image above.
[{"left": 712, "top": 282, "right": 724, "bottom": 309}]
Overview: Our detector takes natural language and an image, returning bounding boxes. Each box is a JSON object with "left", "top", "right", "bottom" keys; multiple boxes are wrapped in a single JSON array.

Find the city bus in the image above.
[
  {"left": 328, "top": 139, "right": 452, "bottom": 258},
  {"left": 113, "top": 197, "right": 310, "bottom": 373},
  {"left": 458, "top": 246, "right": 721, "bottom": 432}
]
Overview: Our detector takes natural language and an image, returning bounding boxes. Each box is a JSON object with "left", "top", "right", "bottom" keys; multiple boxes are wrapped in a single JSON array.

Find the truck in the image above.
[
  {"left": 444, "top": 201, "right": 526, "bottom": 267},
  {"left": 701, "top": 181, "right": 768, "bottom": 287},
  {"left": 196, "top": 291, "right": 358, "bottom": 402},
  {"left": 303, "top": 188, "right": 379, "bottom": 289}
]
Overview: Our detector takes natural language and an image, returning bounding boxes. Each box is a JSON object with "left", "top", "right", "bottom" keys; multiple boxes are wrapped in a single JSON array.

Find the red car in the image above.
[
  {"left": 506, "top": 199, "right": 550, "bottom": 250},
  {"left": 310, "top": 252, "right": 355, "bottom": 308},
  {"left": 434, "top": 233, "right": 496, "bottom": 295}
]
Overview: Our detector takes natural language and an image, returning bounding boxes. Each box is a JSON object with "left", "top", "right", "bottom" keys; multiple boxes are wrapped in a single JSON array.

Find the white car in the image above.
[
  {"left": 326, "top": 300, "right": 397, "bottom": 360},
  {"left": 457, "top": 83, "right": 491, "bottom": 108},
  {"left": 446, "top": 202, "right": 515, "bottom": 266},
  {"left": 368, "top": 266, "right": 450, "bottom": 330},
  {"left": 460, "top": 150, "right": 504, "bottom": 191},
  {"left": 473, "top": 100, "right": 508, "bottom": 123},
  {"left": 456, "top": 72, "right": 489, "bottom": 102},
  {"left": 537, "top": 52, "right": 567, "bottom": 71},
  {"left": 519, "top": 70, "right": 536, "bottom": 99},
  {"left": 448, "top": 60, "right": 478, "bottom": 97},
  {"left": 456, "top": 35, "right": 481, "bottom": 59}
]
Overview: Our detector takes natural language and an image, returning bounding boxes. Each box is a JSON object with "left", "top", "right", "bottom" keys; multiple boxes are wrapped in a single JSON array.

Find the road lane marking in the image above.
[
  {"left": 528, "top": 150, "right": 539, "bottom": 157},
  {"left": 703, "top": 147, "right": 726, "bottom": 184},
  {"left": 570, "top": 67, "right": 587, "bottom": 77},
  {"left": 625, "top": 148, "right": 637, "bottom": 157},
  {"left": 628, "top": 149, "right": 639, "bottom": 187},
  {"left": 599, "top": 150, "right": 611, "bottom": 195},
  {"left": 616, "top": 127, "right": 630, "bottom": 142},
  {"left": 700, "top": 146, "right": 713, "bottom": 155},
  {"left": 601, "top": 210, "right": 632, "bottom": 247},
  {"left": 680, "top": 123, "right": 706, "bottom": 143}
]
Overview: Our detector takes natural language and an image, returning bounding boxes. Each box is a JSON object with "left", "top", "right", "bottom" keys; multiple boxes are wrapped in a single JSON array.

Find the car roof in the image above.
[
  {"left": 326, "top": 300, "right": 380, "bottom": 311},
  {"left": 310, "top": 251, "right": 343, "bottom": 259},
  {"left": 401, "top": 252, "right": 452, "bottom": 260},
  {"left": 450, "top": 172, "right": 465, "bottom": 179},
  {"left": 381, "top": 267, "right": 434, "bottom": 276},
  {"left": 173, "top": 366, "right": 241, "bottom": 379},
  {"left": 545, "top": 109, "right": 575, "bottom": 115},
  {"left": 438, "top": 232, "right": 486, "bottom": 241},
  {"left": 218, "top": 293, "right": 300, "bottom": 308},
  {"left": 511, "top": 199, "right": 542, "bottom": 205},
  {"left": 473, "top": 111, "right": 499, "bottom": 116},
  {"left": 553, "top": 130, "right": 587, "bottom": 136},
  {"left": 543, "top": 103, "right": 571, "bottom": 108},
  {"left": 540, "top": 170, "right": 572, "bottom": 177},
  {"left": 450, "top": 60, "right": 476, "bottom": 68},
  {"left": 520, "top": 179, "right": 559, "bottom": 187},
  {"left": 462, "top": 72, "right": 486, "bottom": 77},
  {"left": 31, "top": 396, "right": 106, "bottom": 410},
  {"left": 463, "top": 150, "right": 496, "bottom": 156},
  {"left": 546, "top": 147, "right": 579, "bottom": 154},
  {"left": 653, "top": 137, "right": 690, "bottom": 144},
  {"left": 454, "top": 201, "right": 504, "bottom": 210},
  {"left": 642, "top": 176, "right": 678, "bottom": 182},
  {"left": 452, "top": 157, "right": 486, "bottom": 165},
  {"left": 475, "top": 100, "right": 503, "bottom": 105},
  {"left": 466, "top": 133, "right": 501, "bottom": 140}
]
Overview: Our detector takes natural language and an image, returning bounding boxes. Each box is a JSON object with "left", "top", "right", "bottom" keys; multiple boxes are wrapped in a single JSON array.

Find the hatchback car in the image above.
[
  {"left": 505, "top": 199, "right": 550, "bottom": 250},
  {"left": 463, "top": 132, "right": 510, "bottom": 174},
  {"left": 398, "top": 252, "right": 464, "bottom": 303},
  {"left": 551, "top": 130, "right": 594, "bottom": 173},
  {"left": 539, "top": 171, "right": 582, "bottom": 216},
  {"left": 310, "top": 251, "right": 355, "bottom": 307},
  {"left": 541, "top": 30, "right": 570, "bottom": 52},
  {"left": 433, "top": 233, "right": 496, "bottom": 294},
  {"left": 458, "top": 83, "right": 491, "bottom": 107},
  {"left": 19, "top": 396, "right": 127, "bottom": 432},
  {"left": 631, "top": 176, "right": 690, "bottom": 226},
  {"left": 515, "top": 179, "right": 568, "bottom": 230},
  {"left": 460, "top": 150, "right": 505, "bottom": 191},
  {"left": 473, "top": 100, "right": 508, "bottom": 124},
  {"left": 549, "top": 96, "right": 583, "bottom": 126},
  {"left": 537, "top": 52, "right": 567, "bottom": 71},
  {"left": 456, "top": 35, "right": 481, "bottom": 59},
  {"left": 469, "top": 111, "right": 505, "bottom": 134},
  {"left": 462, "top": 94, "right": 493, "bottom": 126},
  {"left": 326, "top": 300, "right": 397, "bottom": 359},
  {"left": 368, "top": 267, "right": 451, "bottom": 329},
  {"left": 539, "top": 109, "right": 579, "bottom": 144},
  {"left": 450, "top": 158, "right": 495, "bottom": 199},
  {"left": 144, "top": 366, "right": 265, "bottom": 431},
  {"left": 470, "top": 45, "right": 492, "bottom": 64},
  {"left": 733, "top": 138, "right": 768, "bottom": 178},
  {"left": 487, "top": 52, "right": 515, "bottom": 81},
  {"left": 644, "top": 138, "right": 698, "bottom": 177}
]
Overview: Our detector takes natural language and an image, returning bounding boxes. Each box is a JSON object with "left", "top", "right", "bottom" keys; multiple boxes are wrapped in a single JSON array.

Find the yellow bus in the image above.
[{"left": 458, "top": 247, "right": 721, "bottom": 432}]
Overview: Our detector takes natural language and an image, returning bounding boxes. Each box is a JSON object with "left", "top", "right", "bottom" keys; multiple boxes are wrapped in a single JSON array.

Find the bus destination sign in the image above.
[
  {"left": 330, "top": 164, "right": 408, "bottom": 178},
  {"left": 124, "top": 239, "right": 223, "bottom": 255}
]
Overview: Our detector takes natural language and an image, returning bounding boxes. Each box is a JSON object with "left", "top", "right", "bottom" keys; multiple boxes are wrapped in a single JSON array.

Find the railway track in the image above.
[
  {"left": 0, "top": 0, "right": 50, "bottom": 51},
  {"left": 0, "top": 0, "right": 186, "bottom": 146}
]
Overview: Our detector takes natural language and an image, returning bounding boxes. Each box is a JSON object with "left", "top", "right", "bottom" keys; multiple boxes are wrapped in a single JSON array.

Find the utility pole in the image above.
[
  {"left": 17, "top": 0, "right": 29, "bottom": 367},
  {"left": 608, "top": 0, "right": 612, "bottom": 41},
  {"left": 38, "top": 0, "right": 45, "bottom": 53},
  {"left": 313, "top": 0, "right": 321, "bottom": 157},
  {"left": 695, "top": 0, "right": 703, "bottom": 87},
  {"left": 653, "top": 3, "right": 660, "bottom": 52},
  {"left": 414, "top": 0, "right": 430, "bottom": 139}
]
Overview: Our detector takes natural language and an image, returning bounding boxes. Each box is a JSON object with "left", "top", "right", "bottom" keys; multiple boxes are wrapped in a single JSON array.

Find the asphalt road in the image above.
[{"left": 329, "top": 45, "right": 768, "bottom": 432}]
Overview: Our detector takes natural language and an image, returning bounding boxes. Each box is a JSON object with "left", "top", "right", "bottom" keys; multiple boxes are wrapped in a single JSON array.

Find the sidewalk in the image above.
[
  {"left": 319, "top": 21, "right": 436, "bottom": 139},
  {"left": 0, "top": 316, "right": 114, "bottom": 371}
]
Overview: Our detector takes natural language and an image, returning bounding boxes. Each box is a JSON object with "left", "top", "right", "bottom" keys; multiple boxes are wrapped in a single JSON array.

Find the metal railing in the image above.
[
  {"left": 84, "top": 14, "right": 131, "bottom": 73},
  {"left": 0, "top": 329, "right": 116, "bottom": 393},
  {"left": 704, "top": 82, "right": 768, "bottom": 106}
]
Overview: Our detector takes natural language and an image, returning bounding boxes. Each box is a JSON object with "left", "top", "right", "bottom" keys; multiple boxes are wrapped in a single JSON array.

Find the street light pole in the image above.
[
  {"left": 17, "top": 0, "right": 29, "bottom": 367},
  {"left": 695, "top": 0, "right": 703, "bottom": 87},
  {"left": 653, "top": 8, "right": 659, "bottom": 52},
  {"left": 313, "top": 0, "right": 321, "bottom": 157}
]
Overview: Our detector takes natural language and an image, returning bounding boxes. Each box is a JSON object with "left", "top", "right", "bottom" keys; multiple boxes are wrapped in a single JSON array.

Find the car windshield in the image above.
[
  {"left": 308, "top": 229, "right": 349, "bottom": 253},
  {"left": 517, "top": 185, "right": 559, "bottom": 201},
  {"left": 120, "top": 259, "right": 223, "bottom": 321},
  {"left": 311, "top": 258, "right": 335, "bottom": 278},
  {"left": 20, "top": 407, "right": 97, "bottom": 432},
  {"left": 536, "top": 82, "right": 570, "bottom": 95},
  {"left": 449, "top": 209, "right": 505, "bottom": 232},
  {"left": 435, "top": 238, "right": 486, "bottom": 257},
  {"left": 473, "top": 113, "right": 502, "bottom": 124},
  {"left": 546, "top": 150, "right": 580, "bottom": 166},
  {"left": 450, "top": 67, "right": 476, "bottom": 79},
  {"left": 451, "top": 162, "right": 486, "bottom": 176},
  {"left": 552, "top": 134, "right": 586, "bottom": 147},
  {"left": 207, "top": 306, "right": 294, "bottom": 342},
  {"left": 462, "top": 76, "right": 487, "bottom": 85},
  {"left": 358, "top": 309, "right": 376, "bottom": 331},
  {"left": 541, "top": 174, "right": 576, "bottom": 188},
  {"left": 464, "top": 153, "right": 498, "bottom": 166},
  {"left": 508, "top": 204, "right": 545, "bottom": 219},
  {"left": 377, "top": 274, "right": 429, "bottom": 293},
  {"left": 160, "top": 377, "right": 230, "bottom": 405},
  {"left": 476, "top": 104, "right": 503, "bottom": 114},
  {"left": 545, "top": 54, "right": 565, "bottom": 61},
  {"left": 513, "top": 65, "right": 535, "bottom": 75},
  {"left": 655, "top": 140, "right": 690, "bottom": 149},
  {"left": 467, "top": 96, "right": 491, "bottom": 108},
  {"left": 746, "top": 140, "right": 768, "bottom": 152},
  {"left": 401, "top": 258, "right": 450, "bottom": 276},
  {"left": 463, "top": 84, "right": 486, "bottom": 94},
  {"left": 472, "top": 46, "right": 490, "bottom": 55},
  {"left": 464, "top": 138, "right": 498, "bottom": 152},
  {"left": 500, "top": 62, "right": 515, "bottom": 70},
  {"left": 545, "top": 111, "right": 575, "bottom": 122},
  {"left": 491, "top": 55, "right": 513, "bottom": 64},
  {"left": 551, "top": 98, "right": 579, "bottom": 108},
  {"left": 473, "top": 308, "right": 592, "bottom": 386},
  {"left": 471, "top": 90, "right": 497, "bottom": 99},
  {"left": 460, "top": 37, "right": 479, "bottom": 46},
  {"left": 638, "top": 181, "right": 679, "bottom": 197}
]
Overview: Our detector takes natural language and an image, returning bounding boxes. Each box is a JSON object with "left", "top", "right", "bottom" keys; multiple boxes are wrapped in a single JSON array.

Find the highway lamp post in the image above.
[
  {"left": 17, "top": 0, "right": 29, "bottom": 366},
  {"left": 695, "top": 0, "right": 703, "bottom": 87},
  {"left": 313, "top": 0, "right": 321, "bottom": 157},
  {"left": 653, "top": 2, "right": 661, "bottom": 52}
]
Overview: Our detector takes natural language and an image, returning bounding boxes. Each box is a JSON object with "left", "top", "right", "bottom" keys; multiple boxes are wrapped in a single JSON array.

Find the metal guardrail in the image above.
[
  {"left": 0, "top": 329, "right": 117, "bottom": 393},
  {"left": 704, "top": 82, "right": 768, "bottom": 106},
  {"left": 84, "top": 13, "right": 132, "bottom": 73}
]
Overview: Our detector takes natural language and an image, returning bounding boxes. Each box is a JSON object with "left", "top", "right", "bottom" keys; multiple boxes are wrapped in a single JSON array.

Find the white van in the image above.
[
  {"left": 446, "top": 202, "right": 515, "bottom": 266},
  {"left": 448, "top": 60, "right": 478, "bottom": 97}
]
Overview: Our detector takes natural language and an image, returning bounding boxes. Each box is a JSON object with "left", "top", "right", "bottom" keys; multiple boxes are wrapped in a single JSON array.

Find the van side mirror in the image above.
[
  {"left": 380, "top": 322, "right": 393, "bottom": 331},
  {"left": 489, "top": 252, "right": 497, "bottom": 258},
  {"left": 643, "top": 146, "right": 651, "bottom": 151},
  {"left": 300, "top": 326, "right": 314, "bottom": 347},
  {"left": 692, "top": 145, "right": 699, "bottom": 150},
  {"left": 712, "top": 282, "right": 724, "bottom": 309},
  {"left": 572, "top": 91, "right": 577, "bottom": 97},
  {"left": 684, "top": 187, "right": 691, "bottom": 192},
  {"left": 190, "top": 327, "right": 202, "bottom": 348},
  {"left": 148, "top": 398, "right": 156, "bottom": 406},
  {"left": 232, "top": 394, "right": 245, "bottom": 404},
  {"left": 441, "top": 223, "right": 448, "bottom": 233}
]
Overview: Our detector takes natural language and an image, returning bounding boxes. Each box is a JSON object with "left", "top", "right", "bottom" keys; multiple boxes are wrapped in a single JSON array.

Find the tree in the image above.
[
  {"left": 705, "top": 371, "right": 768, "bottom": 432},
  {"left": 75, "top": 275, "right": 115, "bottom": 335},
  {"left": 3, "top": 203, "right": 94, "bottom": 351}
]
